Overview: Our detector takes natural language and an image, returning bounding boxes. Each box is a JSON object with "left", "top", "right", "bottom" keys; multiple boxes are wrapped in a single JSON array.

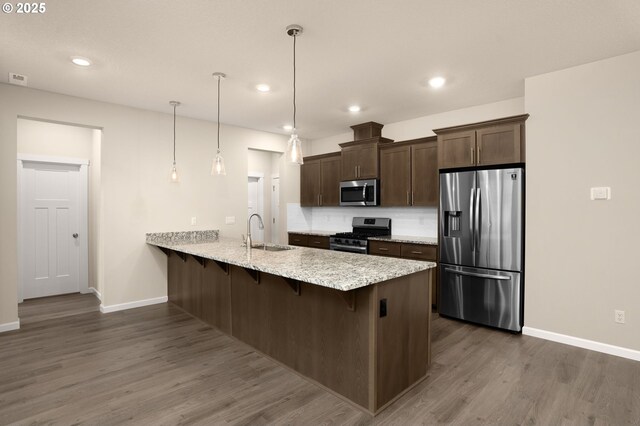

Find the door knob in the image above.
[{"left": 73, "top": 233, "right": 79, "bottom": 238}]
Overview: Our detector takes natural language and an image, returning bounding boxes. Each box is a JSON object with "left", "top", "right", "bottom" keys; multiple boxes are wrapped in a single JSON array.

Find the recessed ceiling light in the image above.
[
  {"left": 71, "top": 56, "right": 92, "bottom": 67},
  {"left": 256, "top": 84, "right": 271, "bottom": 92},
  {"left": 348, "top": 105, "right": 361, "bottom": 113},
  {"left": 428, "top": 76, "right": 446, "bottom": 88},
  {"left": 282, "top": 124, "right": 293, "bottom": 131}
]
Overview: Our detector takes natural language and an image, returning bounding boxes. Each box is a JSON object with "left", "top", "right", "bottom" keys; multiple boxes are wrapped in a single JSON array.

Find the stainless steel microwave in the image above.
[{"left": 340, "top": 179, "right": 379, "bottom": 206}]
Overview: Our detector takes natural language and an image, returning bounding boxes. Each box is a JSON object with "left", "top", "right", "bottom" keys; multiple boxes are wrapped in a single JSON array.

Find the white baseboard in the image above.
[
  {"left": 100, "top": 296, "right": 168, "bottom": 314},
  {"left": 86, "top": 287, "right": 103, "bottom": 302},
  {"left": 522, "top": 326, "right": 640, "bottom": 362},
  {"left": 0, "top": 320, "right": 20, "bottom": 333}
]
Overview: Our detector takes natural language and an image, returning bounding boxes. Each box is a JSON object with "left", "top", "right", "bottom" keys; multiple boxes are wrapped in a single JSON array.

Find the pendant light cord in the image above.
[
  {"left": 173, "top": 103, "right": 177, "bottom": 164},
  {"left": 217, "top": 76, "right": 221, "bottom": 151},
  {"left": 293, "top": 33, "right": 297, "bottom": 130}
]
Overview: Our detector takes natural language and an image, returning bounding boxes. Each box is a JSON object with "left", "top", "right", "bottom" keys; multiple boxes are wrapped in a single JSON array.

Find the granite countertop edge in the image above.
[{"left": 147, "top": 236, "right": 435, "bottom": 292}]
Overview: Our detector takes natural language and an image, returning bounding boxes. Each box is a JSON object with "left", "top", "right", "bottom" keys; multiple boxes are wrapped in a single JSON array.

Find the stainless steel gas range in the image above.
[{"left": 329, "top": 217, "right": 391, "bottom": 254}]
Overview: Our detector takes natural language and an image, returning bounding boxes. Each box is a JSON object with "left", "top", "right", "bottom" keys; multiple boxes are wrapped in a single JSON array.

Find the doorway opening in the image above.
[
  {"left": 17, "top": 118, "right": 102, "bottom": 303},
  {"left": 247, "top": 149, "right": 283, "bottom": 244}
]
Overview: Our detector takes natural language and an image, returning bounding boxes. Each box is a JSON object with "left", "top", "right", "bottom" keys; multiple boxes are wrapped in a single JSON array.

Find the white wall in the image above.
[
  {"left": 16, "top": 119, "right": 102, "bottom": 295},
  {"left": 310, "top": 97, "right": 525, "bottom": 155},
  {"left": 0, "top": 83, "right": 297, "bottom": 325},
  {"left": 524, "top": 50, "right": 640, "bottom": 352}
]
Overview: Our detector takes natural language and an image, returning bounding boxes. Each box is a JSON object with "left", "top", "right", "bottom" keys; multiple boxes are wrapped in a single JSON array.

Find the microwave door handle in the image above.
[{"left": 362, "top": 183, "right": 367, "bottom": 204}]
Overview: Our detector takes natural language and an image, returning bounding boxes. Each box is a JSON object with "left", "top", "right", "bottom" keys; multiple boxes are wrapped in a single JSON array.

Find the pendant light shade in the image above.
[
  {"left": 211, "top": 72, "right": 227, "bottom": 176},
  {"left": 169, "top": 101, "right": 181, "bottom": 182},
  {"left": 286, "top": 24, "right": 304, "bottom": 165}
]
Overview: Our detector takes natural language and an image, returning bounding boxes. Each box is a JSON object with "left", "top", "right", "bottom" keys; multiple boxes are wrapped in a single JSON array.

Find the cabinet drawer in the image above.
[
  {"left": 369, "top": 240, "right": 402, "bottom": 257},
  {"left": 401, "top": 243, "right": 437, "bottom": 261},
  {"left": 288, "top": 233, "right": 309, "bottom": 247},
  {"left": 308, "top": 236, "right": 330, "bottom": 250}
]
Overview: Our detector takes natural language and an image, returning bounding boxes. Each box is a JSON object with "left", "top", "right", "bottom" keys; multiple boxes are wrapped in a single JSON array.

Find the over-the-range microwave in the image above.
[{"left": 339, "top": 179, "right": 379, "bottom": 206}]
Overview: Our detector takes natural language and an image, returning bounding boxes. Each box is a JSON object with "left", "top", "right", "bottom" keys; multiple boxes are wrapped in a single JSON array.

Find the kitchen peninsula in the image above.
[{"left": 147, "top": 231, "right": 435, "bottom": 415}]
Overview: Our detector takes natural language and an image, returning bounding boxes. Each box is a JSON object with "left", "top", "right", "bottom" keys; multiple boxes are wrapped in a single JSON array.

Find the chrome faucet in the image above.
[{"left": 246, "top": 213, "right": 264, "bottom": 253}]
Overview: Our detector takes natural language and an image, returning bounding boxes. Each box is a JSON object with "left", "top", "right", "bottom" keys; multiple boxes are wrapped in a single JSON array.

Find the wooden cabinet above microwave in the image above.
[{"left": 339, "top": 137, "right": 393, "bottom": 180}]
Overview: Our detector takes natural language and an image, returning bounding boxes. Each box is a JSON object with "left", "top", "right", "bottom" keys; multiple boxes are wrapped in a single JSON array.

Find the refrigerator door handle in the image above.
[
  {"left": 475, "top": 188, "right": 481, "bottom": 250},
  {"left": 469, "top": 188, "right": 475, "bottom": 252},
  {"left": 444, "top": 267, "right": 511, "bottom": 281}
]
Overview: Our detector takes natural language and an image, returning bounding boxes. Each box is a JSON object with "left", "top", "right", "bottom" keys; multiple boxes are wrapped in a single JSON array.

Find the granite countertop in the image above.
[
  {"left": 287, "top": 230, "right": 339, "bottom": 237},
  {"left": 369, "top": 235, "right": 438, "bottom": 245},
  {"left": 147, "top": 232, "right": 434, "bottom": 292}
]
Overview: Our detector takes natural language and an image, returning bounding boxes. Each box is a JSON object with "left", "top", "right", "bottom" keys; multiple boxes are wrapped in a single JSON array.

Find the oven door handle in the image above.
[{"left": 330, "top": 243, "right": 367, "bottom": 253}]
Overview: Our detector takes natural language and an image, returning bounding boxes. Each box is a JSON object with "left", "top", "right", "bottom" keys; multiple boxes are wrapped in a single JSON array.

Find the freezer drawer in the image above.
[{"left": 439, "top": 264, "right": 522, "bottom": 332}]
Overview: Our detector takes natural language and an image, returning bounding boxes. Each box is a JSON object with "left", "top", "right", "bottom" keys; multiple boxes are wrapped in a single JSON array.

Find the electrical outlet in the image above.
[
  {"left": 590, "top": 187, "right": 611, "bottom": 200},
  {"left": 191, "top": 217, "right": 197, "bottom": 226},
  {"left": 225, "top": 216, "right": 235, "bottom": 225},
  {"left": 615, "top": 310, "right": 625, "bottom": 324}
]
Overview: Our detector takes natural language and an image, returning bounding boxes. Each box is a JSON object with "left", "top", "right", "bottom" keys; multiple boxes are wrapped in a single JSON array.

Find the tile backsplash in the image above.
[{"left": 287, "top": 204, "right": 437, "bottom": 237}]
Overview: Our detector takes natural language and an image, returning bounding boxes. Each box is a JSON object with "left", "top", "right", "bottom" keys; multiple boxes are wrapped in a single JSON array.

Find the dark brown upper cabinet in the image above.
[
  {"left": 380, "top": 137, "right": 438, "bottom": 207},
  {"left": 300, "top": 152, "right": 341, "bottom": 207},
  {"left": 434, "top": 114, "right": 529, "bottom": 170}
]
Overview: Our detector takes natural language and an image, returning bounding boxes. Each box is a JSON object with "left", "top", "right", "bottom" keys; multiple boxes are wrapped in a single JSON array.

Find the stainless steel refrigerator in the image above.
[{"left": 439, "top": 167, "right": 524, "bottom": 332}]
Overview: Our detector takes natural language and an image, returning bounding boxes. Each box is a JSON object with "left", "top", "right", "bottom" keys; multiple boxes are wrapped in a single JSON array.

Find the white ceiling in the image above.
[{"left": 2, "top": 0, "right": 639, "bottom": 139}]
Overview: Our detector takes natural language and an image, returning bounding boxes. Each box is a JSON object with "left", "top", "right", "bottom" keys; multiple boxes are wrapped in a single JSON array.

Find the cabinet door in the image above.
[
  {"left": 184, "top": 255, "right": 203, "bottom": 318},
  {"left": 288, "top": 233, "right": 309, "bottom": 247},
  {"left": 411, "top": 142, "right": 438, "bottom": 206},
  {"left": 438, "top": 130, "right": 476, "bottom": 169},
  {"left": 320, "top": 156, "right": 341, "bottom": 206},
  {"left": 300, "top": 160, "right": 321, "bottom": 206},
  {"left": 307, "top": 235, "right": 330, "bottom": 249},
  {"left": 341, "top": 147, "right": 360, "bottom": 180},
  {"left": 380, "top": 145, "right": 411, "bottom": 206},
  {"left": 476, "top": 124, "right": 521, "bottom": 166},
  {"left": 357, "top": 143, "right": 379, "bottom": 179},
  {"left": 369, "top": 240, "right": 402, "bottom": 257}
]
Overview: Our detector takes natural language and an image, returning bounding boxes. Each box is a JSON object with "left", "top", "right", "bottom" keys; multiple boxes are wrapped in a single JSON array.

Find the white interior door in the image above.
[
  {"left": 271, "top": 176, "right": 280, "bottom": 244},
  {"left": 247, "top": 176, "right": 264, "bottom": 242},
  {"left": 20, "top": 159, "right": 87, "bottom": 299}
]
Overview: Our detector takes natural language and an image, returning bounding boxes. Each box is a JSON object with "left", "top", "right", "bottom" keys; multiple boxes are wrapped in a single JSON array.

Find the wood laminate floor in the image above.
[{"left": 0, "top": 293, "right": 638, "bottom": 425}]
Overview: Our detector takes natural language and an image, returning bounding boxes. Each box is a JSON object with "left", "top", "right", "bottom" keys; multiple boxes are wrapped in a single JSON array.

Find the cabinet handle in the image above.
[
  {"left": 411, "top": 251, "right": 423, "bottom": 255},
  {"left": 378, "top": 247, "right": 389, "bottom": 251},
  {"left": 407, "top": 191, "right": 410, "bottom": 205},
  {"left": 354, "top": 165, "right": 357, "bottom": 178},
  {"left": 411, "top": 191, "right": 414, "bottom": 205},
  {"left": 470, "top": 146, "right": 474, "bottom": 164},
  {"left": 320, "top": 194, "right": 323, "bottom": 206}
]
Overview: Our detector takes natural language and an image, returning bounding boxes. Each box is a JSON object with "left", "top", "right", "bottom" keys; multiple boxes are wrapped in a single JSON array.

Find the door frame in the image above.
[
  {"left": 17, "top": 154, "right": 90, "bottom": 303},
  {"left": 248, "top": 171, "right": 265, "bottom": 241}
]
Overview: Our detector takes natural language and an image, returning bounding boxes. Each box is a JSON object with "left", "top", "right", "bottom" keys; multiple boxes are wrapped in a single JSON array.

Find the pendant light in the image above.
[
  {"left": 211, "top": 72, "right": 227, "bottom": 176},
  {"left": 286, "top": 24, "right": 304, "bottom": 164},
  {"left": 169, "top": 101, "right": 181, "bottom": 182}
]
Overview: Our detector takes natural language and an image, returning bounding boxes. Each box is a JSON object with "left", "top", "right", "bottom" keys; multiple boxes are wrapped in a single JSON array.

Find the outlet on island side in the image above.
[
  {"left": 615, "top": 310, "right": 625, "bottom": 324},
  {"left": 190, "top": 217, "right": 197, "bottom": 226}
]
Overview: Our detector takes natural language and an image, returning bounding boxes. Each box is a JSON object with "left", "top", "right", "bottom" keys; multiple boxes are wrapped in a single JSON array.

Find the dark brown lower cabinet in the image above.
[{"left": 162, "top": 249, "right": 431, "bottom": 415}]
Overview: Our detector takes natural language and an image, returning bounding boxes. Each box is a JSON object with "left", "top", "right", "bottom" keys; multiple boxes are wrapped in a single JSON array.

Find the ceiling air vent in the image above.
[{"left": 8, "top": 72, "right": 28, "bottom": 87}]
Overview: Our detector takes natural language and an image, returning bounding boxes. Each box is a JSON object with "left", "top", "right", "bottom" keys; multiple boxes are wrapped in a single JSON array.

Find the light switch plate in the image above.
[
  {"left": 225, "top": 216, "right": 235, "bottom": 225},
  {"left": 590, "top": 187, "right": 610, "bottom": 200}
]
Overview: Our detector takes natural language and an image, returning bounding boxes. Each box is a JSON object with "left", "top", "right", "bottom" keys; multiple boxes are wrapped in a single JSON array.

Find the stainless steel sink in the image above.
[{"left": 251, "top": 244, "right": 294, "bottom": 252}]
